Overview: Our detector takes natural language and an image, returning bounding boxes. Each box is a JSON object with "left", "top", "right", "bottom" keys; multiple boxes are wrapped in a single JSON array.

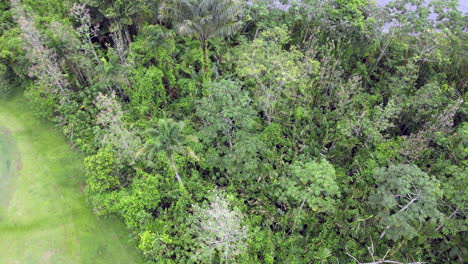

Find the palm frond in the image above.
[
  {"left": 160, "top": 0, "right": 244, "bottom": 39},
  {"left": 212, "top": 20, "right": 243, "bottom": 38},
  {"left": 186, "top": 148, "right": 200, "bottom": 161},
  {"left": 176, "top": 19, "right": 197, "bottom": 37}
]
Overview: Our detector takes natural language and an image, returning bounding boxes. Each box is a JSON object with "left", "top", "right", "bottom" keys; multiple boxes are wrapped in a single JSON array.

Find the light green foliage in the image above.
[
  {"left": 129, "top": 24, "right": 201, "bottom": 112},
  {"left": 0, "top": 96, "right": 143, "bottom": 264},
  {"left": 331, "top": 0, "right": 370, "bottom": 30},
  {"left": 129, "top": 66, "right": 167, "bottom": 115},
  {"left": 128, "top": 24, "right": 184, "bottom": 115},
  {"left": 280, "top": 159, "right": 340, "bottom": 213},
  {"left": 84, "top": 146, "right": 120, "bottom": 193},
  {"left": 234, "top": 26, "right": 318, "bottom": 122},
  {"left": 192, "top": 191, "right": 248, "bottom": 263},
  {"left": 369, "top": 164, "right": 443, "bottom": 241},
  {"left": 113, "top": 170, "right": 161, "bottom": 231}
]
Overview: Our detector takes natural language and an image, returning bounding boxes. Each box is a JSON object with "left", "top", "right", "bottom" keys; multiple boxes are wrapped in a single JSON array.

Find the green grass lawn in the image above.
[{"left": 0, "top": 97, "right": 144, "bottom": 264}]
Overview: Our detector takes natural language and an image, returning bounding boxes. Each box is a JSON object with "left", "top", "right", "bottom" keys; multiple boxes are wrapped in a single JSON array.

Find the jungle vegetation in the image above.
[{"left": 0, "top": 0, "right": 466, "bottom": 263}]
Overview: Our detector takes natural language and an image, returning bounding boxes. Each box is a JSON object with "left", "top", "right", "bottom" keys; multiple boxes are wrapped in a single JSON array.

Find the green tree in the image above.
[
  {"left": 196, "top": 79, "right": 267, "bottom": 186},
  {"left": 234, "top": 26, "right": 318, "bottom": 123},
  {"left": 369, "top": 164, "right": 443, "bottom": 241},
  {"left": 196, "top": 79, "right": 256, "bottom": 151},
  {"left": 280, "top": 159, "right": 341, "bottom": 213},
  {"left": 143, "top": 118, "right": 197, "bottom": 186},
  {"left": 84, "top": 146, "right": 120, "bottom": 193},
  {"left": 113, "top": 170, "right": 161, "bottom": 231},
  {"left": 159, "top": 0, "right": 244, "bottom": 74}
]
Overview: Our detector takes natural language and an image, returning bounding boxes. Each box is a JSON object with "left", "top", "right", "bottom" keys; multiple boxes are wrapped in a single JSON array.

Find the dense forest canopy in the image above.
[{"left": 0, "top": 0, "right": 467, "bottom": 263}]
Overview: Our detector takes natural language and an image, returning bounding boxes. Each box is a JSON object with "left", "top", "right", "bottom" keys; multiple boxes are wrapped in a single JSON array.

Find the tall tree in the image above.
[
  {"left": 234, "top": 26, "right": 317, "bottom": 123},
  {"left": 196, "top": 79, "right": 256, "bottom": 152},
  {"left": 10, "top": 0, "right": 70, "bottom": 108},
  {"left": 94, "top": 92, "right": 141, "bottom": 165},
  {"left": 192, "top": 191, "right": 248, "bottom": 263},
  {"left": 196, "top": 79, "right": 266, "bottom": 185},
  {"left": 143, "top": 118, "right": 197, "bottom": 186},
  {"left": 159, "top": 0, "right": 243, "bottom": 75},
  {"left": 369, "top": 164, "right": 443, "bottom": 241}
]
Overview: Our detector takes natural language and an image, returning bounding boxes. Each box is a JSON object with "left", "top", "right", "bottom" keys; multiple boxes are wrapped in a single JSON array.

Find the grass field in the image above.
[{"left": 0, "top": 97, "right": 144, "bottom": 264}]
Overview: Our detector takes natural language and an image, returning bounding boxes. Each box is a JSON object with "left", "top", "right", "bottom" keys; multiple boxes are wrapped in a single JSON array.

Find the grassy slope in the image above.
[{"left": 0, "top": 97, "right": 144, "bottom": 264}]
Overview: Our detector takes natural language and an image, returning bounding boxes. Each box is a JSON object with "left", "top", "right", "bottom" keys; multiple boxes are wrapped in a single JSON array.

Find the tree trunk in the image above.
[
  {"left": 170, "top": 156, "right": 183, "bottom": 186},
  {"left": 227, "top": 129, "right": 233, "bottom": 151},
  {"left": 200, "top": 36, "right": 208, "bottom": 78},
  {"left": 124, "top": 24, "right": 132, "bottom": 44}
]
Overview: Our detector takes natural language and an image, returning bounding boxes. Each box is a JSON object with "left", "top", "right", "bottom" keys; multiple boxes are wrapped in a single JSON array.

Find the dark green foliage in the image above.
[{"left": 0, "top": 2, "right": 28, "bottom": 97}]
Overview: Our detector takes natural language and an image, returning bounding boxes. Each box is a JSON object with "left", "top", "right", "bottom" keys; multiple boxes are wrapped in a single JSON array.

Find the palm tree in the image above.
[
  {"left": 143, "top": 118, "right": 197, "bottom": 186},
  {"left": 159, "top": 0, "right": 243, "bottom": 74}
]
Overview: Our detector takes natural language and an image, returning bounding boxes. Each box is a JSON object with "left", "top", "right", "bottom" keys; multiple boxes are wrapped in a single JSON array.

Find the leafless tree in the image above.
[
  {"left": 70, "top": 3, "right": 101, "bottom": 64},
  {"left": 346, "top": 238, "right": 427, "bottom": 264},
  {"left": 192, "top": 191, "right": 248, "bottom": 263},
  {"left": 10, "top": 0, "right": 70, "bottom": 103},
  {"left": 95, "top": 92, "right": 140, "bottom": 164}
]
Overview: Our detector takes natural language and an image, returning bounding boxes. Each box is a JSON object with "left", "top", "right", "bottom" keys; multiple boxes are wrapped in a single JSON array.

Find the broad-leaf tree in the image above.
[
  {"left": 196, "top": 79, "right": 267, "bottom": 186},
  {"left": 280, "top": 159, "right": 341, "bottom": 213},
  {"left": 369, "top": 164, "right": 443, "bottom": 241},
  {"left": 196, "top": 79, "right": 256, "bottom": 152},
  {"left": 234, "top": 26, "right": 318, "bottom": 123}
]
